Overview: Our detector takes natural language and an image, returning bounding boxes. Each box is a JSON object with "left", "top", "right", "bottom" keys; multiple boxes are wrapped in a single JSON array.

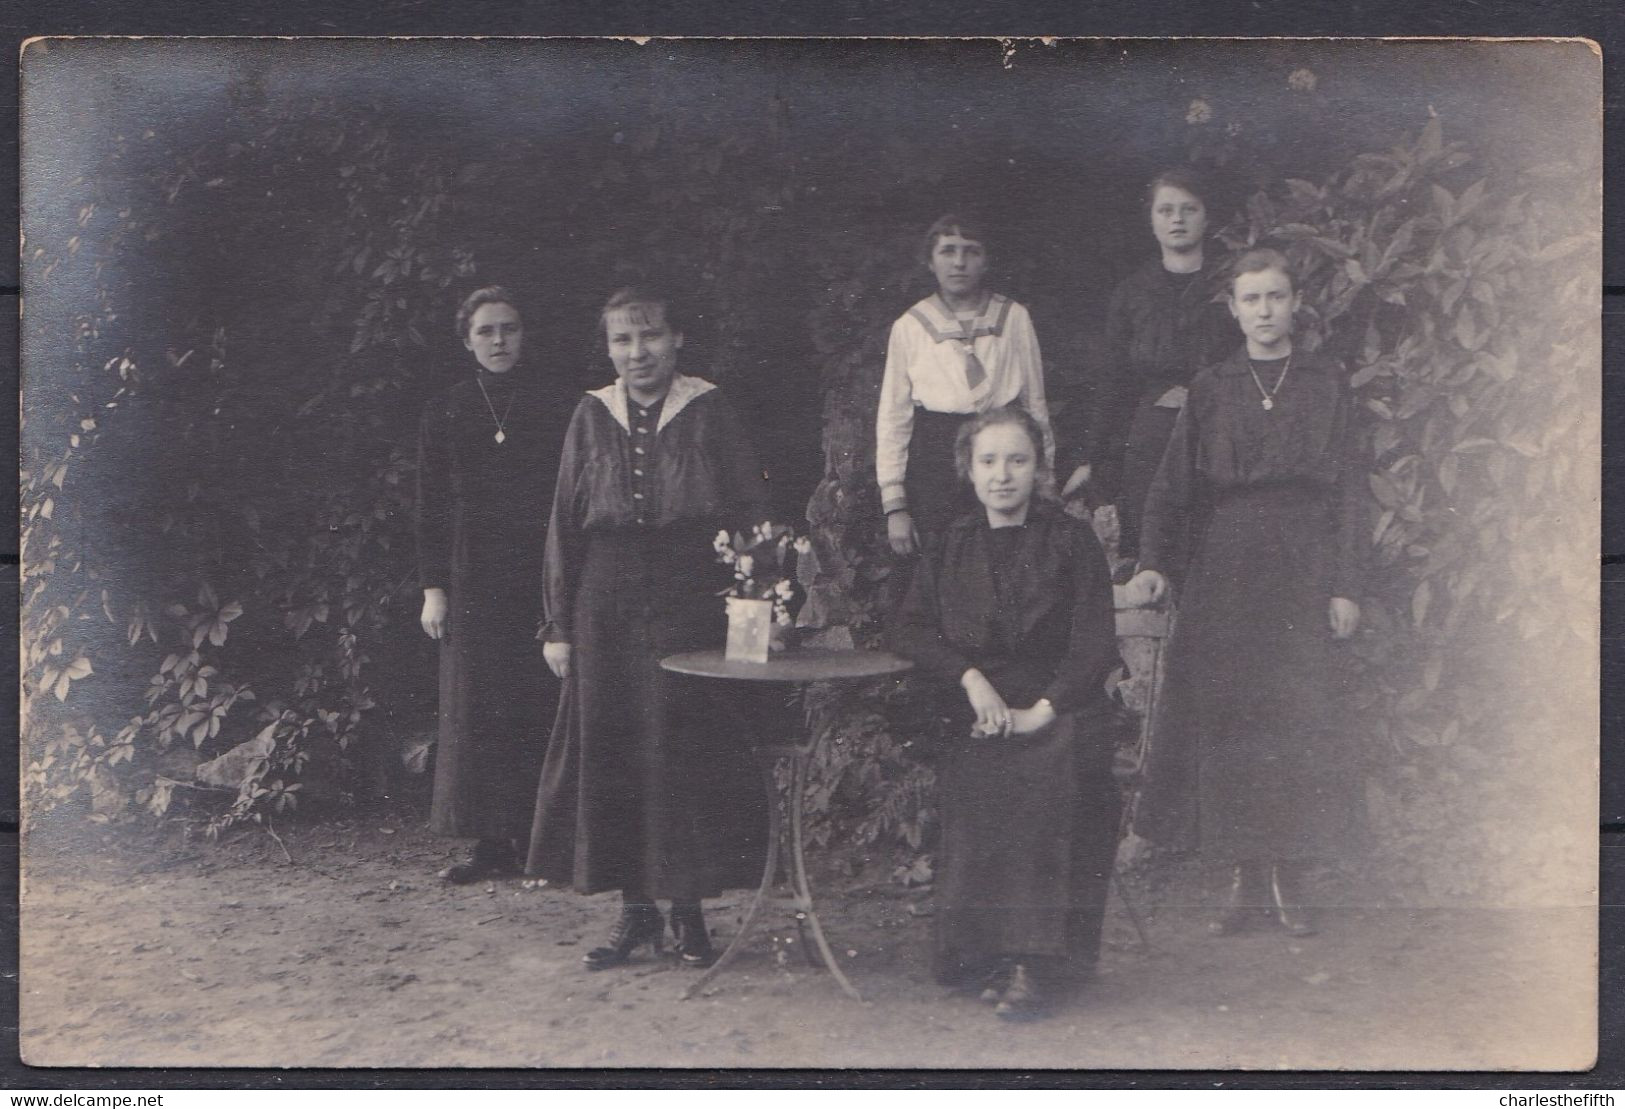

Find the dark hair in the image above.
[
  {"left": 599, "top": 284, "right": 687, "bottom": 336},
  {"left": 1144, "top": 168, "right": 1210, "bottom": 215},
  {"left": 919, "top": 213, "right": 994, "bottom": 265},
  {"left": 1228, "top": 248, "right": 1296, "bottom": 295},
  {"left": 455, "top": 286, "right": 521, "bottom": 341},
  {"left": 953, "top": 406, "right": 1051, "bottom": 488}
]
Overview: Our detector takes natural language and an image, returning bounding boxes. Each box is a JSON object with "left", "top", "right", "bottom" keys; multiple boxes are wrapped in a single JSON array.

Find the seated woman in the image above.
[
  {"left": 528, "top": 284, "right": 771, "bottom": 970},
  {"left": 888, "top": 406, "right": 1122, "bottom": 1021},
  {"left": 1125, "top": 249, "right": 1365, "bottom": 938}
]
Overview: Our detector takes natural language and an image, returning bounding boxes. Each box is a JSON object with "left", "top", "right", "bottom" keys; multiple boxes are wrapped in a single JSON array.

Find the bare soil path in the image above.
[{"left": 18, "top": 817, "right": 1593, "bottom": 1071}]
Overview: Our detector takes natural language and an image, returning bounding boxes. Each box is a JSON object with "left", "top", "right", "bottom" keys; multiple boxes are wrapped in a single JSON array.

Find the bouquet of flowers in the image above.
[{"left": 714, "top": 522, "right": 811, "bottom": 628}]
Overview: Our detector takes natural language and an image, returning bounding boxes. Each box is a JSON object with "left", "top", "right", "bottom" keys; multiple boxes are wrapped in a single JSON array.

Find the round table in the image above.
[{"left": 659, "top": 647, "right": 912, "bottom": 1001}]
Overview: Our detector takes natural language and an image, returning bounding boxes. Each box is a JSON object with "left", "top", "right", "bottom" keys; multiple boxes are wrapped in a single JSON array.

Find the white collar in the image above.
[{"left": 586, "top": 373, "right": 718, "bottom": 434}]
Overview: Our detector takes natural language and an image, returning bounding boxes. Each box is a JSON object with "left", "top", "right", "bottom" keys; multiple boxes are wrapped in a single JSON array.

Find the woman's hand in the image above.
[
  {"left": 1009, "top": 699, "right": 1058, "bottom": 736},
  {"left": 961, "top": 668, "right": 1012, "bottom": 737},
  {"left": 420, "top": 588, "right": 449, "bottom": 639},
  {"left": 886, "top": 510, "right": 918, "bottom": 557},
  {"left": 1061, "top": 463, "right": 1092, "bottom": 499},
  {"left": 1123, "top": 569, "right": 1168, "bottom": 608},
  {"left": 544, "top": 641, "right": 573, "bottom": 680},
  {"left": 1328, "top": 597, "right": 1361, "bottom": 639}
]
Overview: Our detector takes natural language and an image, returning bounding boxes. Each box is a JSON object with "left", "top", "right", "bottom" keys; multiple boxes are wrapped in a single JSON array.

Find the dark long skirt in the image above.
[
  {"left": 1115, "top": 399, "right": 1180, "bottom": 561},
  {"left": 905, "top": 409, "right": 977, "bottom": 552},
  {"left": 525, "top": 532, "right": 767, "bottom": 900},
  {"left": 1135, "top": 484, "right": 1358, "bottom": 862},
  {"left": 934, "top": 712, "right": 1121, "bottom": 986},
  {"left": 429, "top": 547, "right": 553, "bottom": 843}
]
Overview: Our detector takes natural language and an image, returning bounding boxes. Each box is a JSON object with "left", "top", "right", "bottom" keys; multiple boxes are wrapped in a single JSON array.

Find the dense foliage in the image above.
[{"left": 22, "top": 47, "right": 1597, "bottom": 904}]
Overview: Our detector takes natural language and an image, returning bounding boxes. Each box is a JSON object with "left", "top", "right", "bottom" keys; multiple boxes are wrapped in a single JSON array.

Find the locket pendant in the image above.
[
  {"left": 1261, "top": 398, "right": 1274, "bottom": 412},
  {"left": 494, "top": 430, "right": 506, "bottom": 444}
]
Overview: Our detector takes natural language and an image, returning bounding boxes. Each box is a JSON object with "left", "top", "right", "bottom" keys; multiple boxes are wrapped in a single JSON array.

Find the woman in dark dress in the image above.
[
  {"left": 1077, "top": 170, "right": 1235, "bottom": 575},
  {"left": 527, "top": 285, "right": 770, "bottom": 969},
  {"left": 1125, "top": 250, "right": 1365, "bottom": 937},
  {"left": 417, "top": 286, "right": 571, "bottom": 883},
  {"left": 889, "top": 406, "right": 1122, "bottom": 1021}
]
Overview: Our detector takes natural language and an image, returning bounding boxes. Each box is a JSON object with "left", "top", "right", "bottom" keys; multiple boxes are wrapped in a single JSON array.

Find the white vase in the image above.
[{"left": 724, "top": 597, "right": 773, "bottom": 663}]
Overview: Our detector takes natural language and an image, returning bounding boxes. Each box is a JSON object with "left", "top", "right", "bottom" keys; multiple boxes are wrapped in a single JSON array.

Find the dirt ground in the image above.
[{"left": 17, "top": 814, "right": 1594, "bottom": 1072}]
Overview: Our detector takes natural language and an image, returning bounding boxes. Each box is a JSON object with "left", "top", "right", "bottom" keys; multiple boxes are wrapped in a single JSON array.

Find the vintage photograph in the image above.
[{"left": 18, "top": 37, "right": 1600, "bottom": 1069}]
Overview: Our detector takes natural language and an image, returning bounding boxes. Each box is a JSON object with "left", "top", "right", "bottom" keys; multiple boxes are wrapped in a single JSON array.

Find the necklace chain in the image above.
[
  {"left": 1247, "top": 354, "right": 1292, "bottom": 411},
  {"left": 475, "top": 375, "right": 518, "bottom": 444}
]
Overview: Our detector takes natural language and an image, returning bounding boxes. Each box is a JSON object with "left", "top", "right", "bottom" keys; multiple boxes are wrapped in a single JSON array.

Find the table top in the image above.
[{"left": 659, "top": 647, "right": 913, "bottom": 684}]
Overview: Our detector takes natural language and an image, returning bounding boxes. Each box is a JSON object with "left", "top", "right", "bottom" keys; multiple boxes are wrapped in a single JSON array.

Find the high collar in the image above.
[
  {"left": 1214, "top": 344, "right": 1320, "bottom": 377},
  {"left": 586, "top": 372, "right": 717, "bottom": 434}
]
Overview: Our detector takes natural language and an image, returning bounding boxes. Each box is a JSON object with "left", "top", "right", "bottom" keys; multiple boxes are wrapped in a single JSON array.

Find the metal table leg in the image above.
[{"left": 783, "top": 750, "right": 863, "bottom": 1001}]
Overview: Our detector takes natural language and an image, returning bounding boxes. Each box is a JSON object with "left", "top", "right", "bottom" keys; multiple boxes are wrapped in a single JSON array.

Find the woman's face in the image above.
[
  {"left": 1229, "top": 267, "right": 1300, "bottom": 353},
  {"left": 970, "top": 422, "right": 1038, "bottom": 520},
  {"left": 1150, "top": 186, "right": 1207, "bottom": 254},
  {"left": 928, "top": 232, "right": 989, "bottom": 301},
  {"left": 463, "top": 302, "right": 523, "bottom": 373},
  {"left": 605, "top": 301, "right": 683, "bottom": 402}
]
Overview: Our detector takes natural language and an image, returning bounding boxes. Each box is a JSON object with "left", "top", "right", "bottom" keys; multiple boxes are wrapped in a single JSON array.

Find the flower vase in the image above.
[{"left": 725, "top": 597, "right": 773, "bottom": 663}]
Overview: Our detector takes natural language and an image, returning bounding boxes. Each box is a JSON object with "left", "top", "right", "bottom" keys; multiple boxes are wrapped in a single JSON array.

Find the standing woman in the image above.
[
  {"left": 1125, "top": 250, "right": 1365, "bottom": 937},
  {"left": 889, "top": 407, "right": 1122, "bottom": 1021},
  {"left": 528, "top": 285, "right": 770, "bottom": 969},
  {"left": 1079, "top": 170, "right": 1235, "bottom": 574},
  {"left": 417, "top": 286, "right": 572, "bottom": 883},
  {"left": 876, "top": 214, "right": 1073, "bottom": 559}
]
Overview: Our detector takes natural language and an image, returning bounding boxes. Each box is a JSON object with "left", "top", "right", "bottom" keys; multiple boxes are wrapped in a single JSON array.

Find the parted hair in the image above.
[
  {"left": 455, "top": 286, "right": 521, "bottom": 341},
  {"left": 953, "top": 405, "right": 1052, "bottom": 487},
  {"left": 1144, "top": 167, "right": 1211, "bottom": 213},
  {"left": 1228, "top": 248, "right": 1297, "bottom": 294},
  {"left": 919, "top": 212, "right": 994, "bottom": 265},
  {"left": 599, "top": 284, "right": 688, "bottom": 336}
]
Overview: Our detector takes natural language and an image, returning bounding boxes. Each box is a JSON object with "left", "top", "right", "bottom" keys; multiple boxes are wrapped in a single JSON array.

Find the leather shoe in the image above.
[
  {"left": 1209, "top": 862, "right": 1272, "bottom": 936},
  {"left": 993, "top": 963, "right": 1052, "bottom": 1022}
]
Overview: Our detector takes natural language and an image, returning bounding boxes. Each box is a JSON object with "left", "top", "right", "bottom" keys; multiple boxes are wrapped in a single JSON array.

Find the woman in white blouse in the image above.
[{"left": 876, "top": 214, "right": 1074, "bottom": 557}]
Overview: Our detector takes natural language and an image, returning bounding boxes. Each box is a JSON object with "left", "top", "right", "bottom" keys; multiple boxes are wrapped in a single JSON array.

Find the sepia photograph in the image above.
[{"left": 17, "top": 36, "right": 1601, "bottom": 1070}]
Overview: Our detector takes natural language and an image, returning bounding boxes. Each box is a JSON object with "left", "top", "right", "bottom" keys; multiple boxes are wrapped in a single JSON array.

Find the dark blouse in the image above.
[
  {"left": 887, "top": 505, "right": 1119, "bottom": 714},
  {"left": 1137, "top": 348, "right": 1366, "bottom": 597},
  {"left": 542, "top": 376, "right": 770, "bottom": 643},
  {"left": 1085, "top": 258, "right": 1235, "bottom": 466}
]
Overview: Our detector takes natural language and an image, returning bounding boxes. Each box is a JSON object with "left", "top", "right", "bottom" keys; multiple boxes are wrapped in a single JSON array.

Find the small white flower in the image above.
[
  {"left": 775, "top": 609, "right": 792, "bottom": 627},
  {"left": 714, "top": 529, "right": 732, "bottom": 554},
  {"left": 793, "top": 536, "right": 812, "bottom": 555},
  {"left": 1288, "top": 67, "right": 1317, "bottom": 93},
  {"left": 774, "top": 579, "right": 794, "bottom": 599},
  {"left": 737, "top": 554, "right": 754, "bottom": 578},
  {"left": 1186, "top": 98, "right": 1213, "bottom": 126}
]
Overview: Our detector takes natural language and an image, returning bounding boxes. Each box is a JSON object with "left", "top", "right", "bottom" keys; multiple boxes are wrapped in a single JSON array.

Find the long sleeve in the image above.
[
  {"left": 1008, "top": 305, "right": 1057, "bottom": 473},
  {"left": 886, "top": 546, "right": 976, "bottom": 684},
  {"left": 541, "top": 400, "right": 590, "bottom": 644},
  {"left": 416, "top": 397, "right": 453, "bottom": 591},
  {"left": 1039, "top": 522, "right": 1120, "bottom": 713},
  {"left": 875, "top": 317, "right": 918, "bottom": 515},
  {"left": 1137, "top": 399, "right": 1198, "bottom": 585}
]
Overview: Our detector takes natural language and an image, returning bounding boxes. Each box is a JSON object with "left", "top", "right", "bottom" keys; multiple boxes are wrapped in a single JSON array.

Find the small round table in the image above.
[{"left": 659, "top": 646, "right": 912, "bottom": 1001}]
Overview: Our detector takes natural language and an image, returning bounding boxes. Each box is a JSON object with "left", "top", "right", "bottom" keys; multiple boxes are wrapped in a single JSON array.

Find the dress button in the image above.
[
  {"left": 634, "top": 446, "right": 645, "bottom": 455},
  {"left": 633, "top": 468, "right": 643, "bottom": 477},
  {"left": 633, "top": 492, "right": 644, "bottom": 499},
  {"left": 637, "top": 427, "right": 649, "bottom": 434}
]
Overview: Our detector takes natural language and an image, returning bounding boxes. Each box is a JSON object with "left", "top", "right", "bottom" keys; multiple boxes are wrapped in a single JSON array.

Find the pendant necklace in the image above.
[
  {"left": 1247, "top": 354, "right": 1292, "bottom": 411},
  {"left": 475, "top": 374, "right": 517, "bottom": 444}
]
